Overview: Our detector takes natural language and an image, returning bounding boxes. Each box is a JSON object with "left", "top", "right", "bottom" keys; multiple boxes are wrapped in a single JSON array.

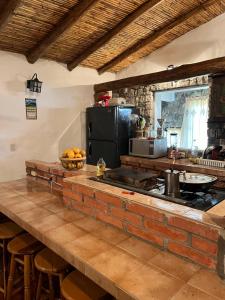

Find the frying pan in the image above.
[{"left": 179, "top": 172, "right": 217, "bottom": 192}]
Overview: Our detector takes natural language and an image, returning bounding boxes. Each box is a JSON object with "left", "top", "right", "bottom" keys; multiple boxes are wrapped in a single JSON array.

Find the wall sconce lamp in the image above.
[{"left": 27, "top": 73, "right": 42, "bottom": 93}]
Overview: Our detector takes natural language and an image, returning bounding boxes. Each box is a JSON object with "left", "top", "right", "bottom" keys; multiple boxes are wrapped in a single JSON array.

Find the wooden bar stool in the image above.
[
  {"left": 6, "top": 233, "right": 43, "bottom": 300},
  {"left": 0, "top": 221, "right": 23, "bottom": 299},
  {"left": 61, "top": 270, "right": 112, "bottom": 300},
  {"left": 34, "top": 247, "right": 70, "bottom": 300}
]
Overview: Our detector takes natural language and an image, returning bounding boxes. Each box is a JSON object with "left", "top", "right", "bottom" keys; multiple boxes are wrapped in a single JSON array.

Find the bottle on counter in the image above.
[
  {"left": 190, "top": 139, "right": 199, "bottom": 163},
  {"left": 96, "top": 158, "right": 106, "bottom": 178}
]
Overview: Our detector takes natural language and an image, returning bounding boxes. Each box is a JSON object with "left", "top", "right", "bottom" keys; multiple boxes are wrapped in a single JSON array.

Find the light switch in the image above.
[{"left": 10, "top": 144, "right": 16, "bottom": 152}]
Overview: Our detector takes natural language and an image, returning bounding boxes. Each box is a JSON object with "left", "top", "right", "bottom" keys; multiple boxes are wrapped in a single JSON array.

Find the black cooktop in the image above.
[{"left": 90, "top": 177, "right": 225, "bottom": 211}]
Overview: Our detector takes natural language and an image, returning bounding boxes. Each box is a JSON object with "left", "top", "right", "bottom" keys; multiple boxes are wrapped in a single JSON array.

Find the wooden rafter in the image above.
[
  {"left": 26, "top": 0, "right": 98, "bottom": 64},
  {"left": 0, "top": 0, "right": 22, "bottom": 30},
  {"left": 94, "top": 56, "right": 225, "bottom": 92},
  {"left": 67, "top": 0, "right": 163, "bottom": 71},
  {"left": 97, "top": 0, "right": 219, "bottom": 74}
]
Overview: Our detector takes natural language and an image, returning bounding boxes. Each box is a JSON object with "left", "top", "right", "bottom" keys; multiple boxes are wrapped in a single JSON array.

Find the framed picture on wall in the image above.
[{"left": 25, "top": 98, "right": 37, "bottom": 120}]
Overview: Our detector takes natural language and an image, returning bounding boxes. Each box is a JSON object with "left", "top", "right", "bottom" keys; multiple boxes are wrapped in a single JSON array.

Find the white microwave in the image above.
[{"left": 129, "top": 138, "right": 167, "bottom": 158}]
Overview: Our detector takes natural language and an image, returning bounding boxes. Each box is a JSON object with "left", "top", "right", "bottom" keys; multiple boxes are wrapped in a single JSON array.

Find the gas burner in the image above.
[{"left": 178, "top": 189, "right": 224, "bottom": 211}]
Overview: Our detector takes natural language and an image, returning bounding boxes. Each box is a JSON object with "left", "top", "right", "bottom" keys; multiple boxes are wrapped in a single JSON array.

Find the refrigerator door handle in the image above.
[
  {"left": 88, "top": 123, "right": 92, "bottom": 138},
  {"left": 88, "top": 142, "right": 92, "bottom": 156}
]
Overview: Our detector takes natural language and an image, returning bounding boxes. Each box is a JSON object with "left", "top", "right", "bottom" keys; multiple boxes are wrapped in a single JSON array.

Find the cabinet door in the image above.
[
  {"left": 86, "top": 107, "right": 117, "bottom": 141},
  {"left": 86, "top": 140, "right": 120, "bottom": 168}
]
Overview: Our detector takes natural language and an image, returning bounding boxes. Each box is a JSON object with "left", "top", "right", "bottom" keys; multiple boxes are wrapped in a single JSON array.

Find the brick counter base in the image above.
[
  {"left": 63, "top": 180, "right": 221, "bottom": 271},
  {"left": 25, "top": 160, "right": 94, "bottom": 195}
]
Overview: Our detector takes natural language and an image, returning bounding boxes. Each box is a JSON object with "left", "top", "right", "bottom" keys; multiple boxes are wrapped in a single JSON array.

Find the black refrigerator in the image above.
[{"left": 86, "top": 106, "right": 137, "bottom": 168}]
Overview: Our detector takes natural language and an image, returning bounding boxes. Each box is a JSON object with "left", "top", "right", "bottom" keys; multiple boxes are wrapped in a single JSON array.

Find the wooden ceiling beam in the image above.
[
  {"left": 97, "top": 0, "right": 219, "bottom": 74},
  {"left": 94, "top": 56, "right": 225, "bottom": 92},
  {"left": 67, "top": 0, "right": 163, "bottom": 71},
  {"left": 0, "top": 0, "right": 22, "bottom": 30},
  {"left": 26, "top": 0, "right": 98, "bottom": 64}
]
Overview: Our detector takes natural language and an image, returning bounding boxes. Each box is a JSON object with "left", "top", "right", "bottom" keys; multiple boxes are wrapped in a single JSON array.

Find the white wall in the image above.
[
  {"left": 0, "top": 51, "right": 115, "bottom": 182},
  {"left": 116, "top": 13, "right": 225, "bottom": 79}
]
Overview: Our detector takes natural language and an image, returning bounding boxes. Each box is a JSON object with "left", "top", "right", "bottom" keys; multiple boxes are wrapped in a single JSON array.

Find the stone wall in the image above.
[{"left": 112, "top": 75, "right": 209, "bottom": 126}]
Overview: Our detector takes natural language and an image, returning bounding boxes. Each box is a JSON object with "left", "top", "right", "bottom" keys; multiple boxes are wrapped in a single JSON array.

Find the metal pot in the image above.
[
  {"left": 164, "top": 169, "right": 180, "bottom": 198},
  {"left": 179, "top": 172, "right": 217, "bottom": 192}
]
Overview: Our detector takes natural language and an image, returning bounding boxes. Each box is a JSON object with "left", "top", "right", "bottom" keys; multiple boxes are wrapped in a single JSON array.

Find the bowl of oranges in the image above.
[{"left": 60, "top": 147, "right": 86, "bottom": 170}]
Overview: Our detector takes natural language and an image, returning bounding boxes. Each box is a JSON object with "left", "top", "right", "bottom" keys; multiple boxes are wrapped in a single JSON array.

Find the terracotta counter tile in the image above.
[
  {"left": 44, "top": 223, "right": 87, "bottom": 245},
  {"left": 42, "top": 200, "right": 64, "bottom": 213},
  {"left": 5, "top": 201, "right": 37, "bottom": 214},
  {"left": 149, "top": 252, "right": 200, "bottom": 282},
  {"left": 150, "top": 198, "right": 192, "bottom": 215},
  {"left": 117, "top": 263, "right": 184, "bottom": 300},
  {"left": 208, "top": 200, "right": 225, "bottom": 217},
  {"left": 183, "top": 210, "right": 218, "bottom": 228},
  {"left": 93, "top": 225, "right": 129, "bottom": 245},
  {"left": 56, "top": 209, "right": 86, "bottom": 222},
  {"left": 88, "top": 248, "right": 145, "bottom": 284},
  {"left": 24, "top": 192, "right": 58, "bottom": 202},
  {"left": 17, "top": 207, "right": 53, "bottom": 222},
  {"left": 65, "top": 234, "right": 112, "bottom": 261},
  {"left": 117, "top": 236, "right": 160, "bottom": 262},
  {"left": 73, "top": 217, "right": 106, "bottom": 232},
  {"left": 188, "top": 269, "right": 225, "bottom": 299},
  {"left": 0, "top": 195, "right": 28, "bottom": 207},
  {"left": 84, "top": 264, "right": 119, "bottom": 297},
  {"left": 0, "top": 190, "right": 20, "bottom": 199},
  {"left": 171, "top": 284, "right": 221, "bottom": 300},
  {"left": 28, "top": 214, "right": 67, "bottom": 233}
]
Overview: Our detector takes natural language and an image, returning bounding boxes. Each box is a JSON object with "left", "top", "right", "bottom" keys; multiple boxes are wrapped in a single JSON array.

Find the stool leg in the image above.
[
  {"left": 6, "top": 254, "right": 16, "bottom": 300},
  {"left": 2, "top": 240, "right": 7, "bottom": 299},
  {"left": 24, "top": 255, "right": 31, "bottom": 300},
  {"left": 59, "top": 273, "right": 64, "bottom": 300},
  {"left": 48, "top": 274, "right": 54, "bottom": 300},
  {"left": 36, "top": 272, "right": 42, "bottom": 300}
]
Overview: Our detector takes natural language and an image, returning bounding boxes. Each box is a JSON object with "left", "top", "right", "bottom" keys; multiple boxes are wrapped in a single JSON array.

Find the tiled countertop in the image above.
[{"left": 0, "top": 178, "right": 225, "bottom": 299}]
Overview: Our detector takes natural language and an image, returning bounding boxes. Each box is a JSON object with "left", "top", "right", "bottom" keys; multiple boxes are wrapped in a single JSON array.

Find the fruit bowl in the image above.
[{"left": 60, "top": 157, "right": 86, "bottom": 170}]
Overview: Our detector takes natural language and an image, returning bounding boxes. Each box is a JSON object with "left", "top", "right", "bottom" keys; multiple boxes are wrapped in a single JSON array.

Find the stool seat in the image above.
[
  {"left": 0, "top": 221, "right": 23, "bottom": 239},
  {"left": 7, "top": 233, "right": 43, "bottom": 255},
  {"left": 61, "top": 270, "right": 110, "bottom": 300},
  {"left": 35, "top": 248, "right": 69, "bottom": 273}
]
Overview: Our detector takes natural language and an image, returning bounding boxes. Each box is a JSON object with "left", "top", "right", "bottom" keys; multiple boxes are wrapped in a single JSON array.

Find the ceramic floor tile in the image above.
[
  {"left": 44, "top": 223, "right": 87, "bottom": 244},
  {"left": 171, "top": 284, "right": 221, "bottom": 300},
  {"left": 118, "top": 264, "right": 184, "bottom": 300},
  {"left": 149, "top": 252, "right": 200, "bottom": 282},
  {"left": 17, "top": 207, "right": 53, "bottom": 222},
  {"left": 93, "top": 225, "right": 129, "bottom": 245},
  {"left": 88, "top": 248, "right": 145, "bottom": 283},
  {"left": 56, "top": 209, "right": 86, "bottom": 222},
  {"left": 118, "top": 236, "right": 160, "bottom": 262},
  {"left": 73, "top": 216, "right": 106, "bottom": 232},
  {"left": 65, "top": 234, "right": 112, "bottom": 261},
  {"left": 188, "top": 269, "right": 225, "bottom": 299}
]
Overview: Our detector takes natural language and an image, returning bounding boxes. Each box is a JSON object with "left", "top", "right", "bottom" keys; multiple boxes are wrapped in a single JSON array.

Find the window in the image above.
[{"left": 154, "top": 86, "right": 209, "bottom": 150}]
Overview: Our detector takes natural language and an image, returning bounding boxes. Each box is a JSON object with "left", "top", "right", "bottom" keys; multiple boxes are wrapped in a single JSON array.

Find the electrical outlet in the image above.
[{"left": 10, "top": 144, "right": 16, "bottom": 152}]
